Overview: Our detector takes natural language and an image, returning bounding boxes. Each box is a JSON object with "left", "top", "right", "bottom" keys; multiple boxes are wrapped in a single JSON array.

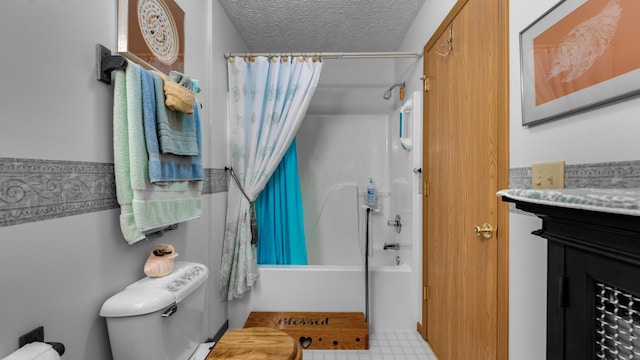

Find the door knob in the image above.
[{"left": 473, "top": 223, "right": 494, "bottom": 239}]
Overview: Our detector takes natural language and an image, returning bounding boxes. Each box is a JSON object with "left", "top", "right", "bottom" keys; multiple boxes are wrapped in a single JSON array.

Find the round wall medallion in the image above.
[{"left": 137, "top": 0, "right": 179, "bottom": 65}]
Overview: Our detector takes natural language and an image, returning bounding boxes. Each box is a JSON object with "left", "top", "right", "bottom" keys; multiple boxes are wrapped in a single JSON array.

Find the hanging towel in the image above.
[
  {"left": 113, "top": 67, "right": 144, "bottom": 243},
  {"left": 164, "top": 71, "right": 196, "bottom": 114},
  {"left": 151, "top": 70, "right": 199, "bottom": 156},
  {"left": 164, "top": 80, "right": 195, "bottom": 115},
  {"left": 141, "top": 69, "right": 203, "bottom": 184},
  {"left": 156, "top": 92, "right": 199, "bottom": 156},
  {"left": 170, "top": 70, "right": 195, "bottom": 89},
  {"left": 113, "top": 61, "right": 203, "bottom": 244}
]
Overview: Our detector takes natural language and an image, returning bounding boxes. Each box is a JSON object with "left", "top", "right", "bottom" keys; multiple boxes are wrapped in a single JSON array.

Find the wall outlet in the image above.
[
  {"left": 532, "top": 161, "right": 565, "bottom": 189},
  {"left": 19, "top": 326, "right": 44, "bottom": 347}
]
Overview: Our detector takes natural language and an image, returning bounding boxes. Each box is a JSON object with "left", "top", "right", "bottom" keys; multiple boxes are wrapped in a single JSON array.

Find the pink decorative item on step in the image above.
[{"left": 144, "top": 244, "right": 179, "bottom": 278}]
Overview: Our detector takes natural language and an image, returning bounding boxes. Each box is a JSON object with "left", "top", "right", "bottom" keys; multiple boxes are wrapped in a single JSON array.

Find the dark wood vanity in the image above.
[{"left": 501, "top": 189, "right": 640, "bottom": 359}]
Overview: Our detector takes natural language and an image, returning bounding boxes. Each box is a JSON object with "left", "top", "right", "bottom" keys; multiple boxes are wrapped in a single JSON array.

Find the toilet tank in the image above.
[{"left": 100, "top": 262, "right": 209, "bottom": 360}]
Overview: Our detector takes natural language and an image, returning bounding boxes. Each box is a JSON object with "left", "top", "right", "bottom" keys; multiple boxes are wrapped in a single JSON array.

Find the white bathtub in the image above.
[{"left": 227, "top": 260, "right": 415, "bottom": 331}]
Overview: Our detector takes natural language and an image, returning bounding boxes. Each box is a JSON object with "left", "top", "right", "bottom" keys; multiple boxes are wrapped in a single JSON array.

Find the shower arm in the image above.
[
  {"left": 383, "top": 81, "right": 406, "bottom": 100},
  {"left": 388, "top": 82, "right": 405, "bottom": 91}
]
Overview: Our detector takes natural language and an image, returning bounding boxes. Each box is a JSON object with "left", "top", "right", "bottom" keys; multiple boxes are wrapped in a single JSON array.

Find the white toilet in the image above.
[{"left": 100, "top": 261, "right": 211, "bottom": 360}]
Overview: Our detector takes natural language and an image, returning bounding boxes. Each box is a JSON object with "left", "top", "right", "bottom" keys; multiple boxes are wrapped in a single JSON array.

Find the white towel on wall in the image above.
[{"left": 1, "top": 342, "right": 60, "bottom": 360}]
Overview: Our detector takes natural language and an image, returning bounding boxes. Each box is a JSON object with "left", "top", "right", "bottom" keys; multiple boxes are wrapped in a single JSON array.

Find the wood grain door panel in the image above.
[{"left": 421, "top": 0, "right": 508, "bottom": 358}]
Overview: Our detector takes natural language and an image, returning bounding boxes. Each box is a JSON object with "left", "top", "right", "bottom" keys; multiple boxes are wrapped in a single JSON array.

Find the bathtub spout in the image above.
[{"left": 383, "top": 242, "right": 400, "bottom": 250}]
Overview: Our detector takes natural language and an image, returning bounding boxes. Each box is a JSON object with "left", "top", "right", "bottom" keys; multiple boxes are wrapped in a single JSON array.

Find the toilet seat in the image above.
[{"left": 207, "top": 327, "right": 302, "bottom": 359}]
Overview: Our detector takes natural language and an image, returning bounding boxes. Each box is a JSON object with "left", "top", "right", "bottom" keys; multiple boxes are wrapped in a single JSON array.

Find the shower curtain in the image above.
[
  {"left": 221, "top": 56, "right": 322, "bottom": 300},
  {"left": 255, "top": 138, "right": 307, "bottom": 265}
]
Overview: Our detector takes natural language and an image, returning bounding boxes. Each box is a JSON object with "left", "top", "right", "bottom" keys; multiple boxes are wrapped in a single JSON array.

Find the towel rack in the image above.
[{"left": 96, "top": 43, "right": 127, "bottom": 84}]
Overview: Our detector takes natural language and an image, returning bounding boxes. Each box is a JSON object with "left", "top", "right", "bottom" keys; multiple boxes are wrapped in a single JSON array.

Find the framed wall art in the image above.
[
  {"left": 520, "top": 0, "right": 640, "bottom": 126},
  {"left": 118, "top": 0, "right": 184, "bottom": 75}
]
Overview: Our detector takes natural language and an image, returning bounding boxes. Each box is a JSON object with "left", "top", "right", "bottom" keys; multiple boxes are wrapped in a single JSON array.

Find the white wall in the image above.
[
  {"left": 297, "top": 59, "right": 397, "bottom": 265},
  {"left": 204, "top": 0, "right": 250, "bottom": 341},
  {"left": 509, "top": 1, "right": 640, "bottom": 167},
  {"left": 298, "top": 58, "right": 398, "bottom": 266},
  {"left": 399, "top": 0, "right": 640, "bottom": 358},
  {"left": 297, "top": 114, "right": 392, "bottom": 265},
  {"left": 388, "top": 91, "right": 424, "bottom": 327},
  {"left": 395, "top": 0, "right": 457, "bottom": 108},
  {"left": 0, "top": 1, "right": 246, "bottom": 358},
  {"left": 307, "top": 58, "right": 397, "bottom": 115},
  {"left": 508, "top": 1, "right": 640, "bottom": 359}
]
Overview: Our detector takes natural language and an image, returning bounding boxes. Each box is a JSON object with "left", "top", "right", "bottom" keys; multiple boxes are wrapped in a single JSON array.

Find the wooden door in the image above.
[{"left": 421, "top": 0, "right": 509, "bottom": 359}]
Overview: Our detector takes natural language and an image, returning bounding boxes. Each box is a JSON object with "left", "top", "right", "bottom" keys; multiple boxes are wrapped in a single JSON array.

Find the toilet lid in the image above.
[{"left": 207, "top": 327, "right": 302, "bottom": 360}]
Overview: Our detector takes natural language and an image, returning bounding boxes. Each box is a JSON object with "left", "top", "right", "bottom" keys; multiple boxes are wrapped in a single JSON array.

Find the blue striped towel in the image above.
[
  {"left": 141, "top": 69, "right": 204, "bottom": 184},
  {"left": 156, "top": 73, "right": 199, "bottom": 156}
]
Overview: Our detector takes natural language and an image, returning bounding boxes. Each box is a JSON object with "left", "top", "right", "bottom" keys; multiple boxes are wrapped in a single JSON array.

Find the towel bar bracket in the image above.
[{"left": 96, "top": 43, "right": 127, "bottom": 84}]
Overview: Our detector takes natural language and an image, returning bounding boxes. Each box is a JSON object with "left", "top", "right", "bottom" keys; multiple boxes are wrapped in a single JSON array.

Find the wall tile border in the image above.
[
  {"left": 5, "top": 158, "right": 639, "bottom": 224},
  {"left": 204, "top": 168, "right": 229, "bottom": 194},
  {"left": 0, "top": 158, "right": 228, "bottom": 227},
  {"left": 508, "top": 160, "right": 640, "bottom": 216}
]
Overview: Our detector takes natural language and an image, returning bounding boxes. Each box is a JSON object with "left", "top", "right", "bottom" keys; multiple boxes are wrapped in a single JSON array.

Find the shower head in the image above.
[{"left": 383, "top": 81, "right": 406, "bottom": 100}]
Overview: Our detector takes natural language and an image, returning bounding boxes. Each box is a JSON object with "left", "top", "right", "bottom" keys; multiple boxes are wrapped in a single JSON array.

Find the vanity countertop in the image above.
[{"left": 497, "top": 188, "right": 640, "bottom": 216}]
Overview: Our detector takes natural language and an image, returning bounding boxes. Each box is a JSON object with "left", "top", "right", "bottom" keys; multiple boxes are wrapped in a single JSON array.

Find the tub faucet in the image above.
[{"left": 383, "top": 242, "right": 400, "bottom": 250}]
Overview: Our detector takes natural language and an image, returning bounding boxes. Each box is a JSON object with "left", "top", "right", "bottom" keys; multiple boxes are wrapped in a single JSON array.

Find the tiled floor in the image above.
[{"left": 302, "top": 329, "right": 437, "bottom": 360}]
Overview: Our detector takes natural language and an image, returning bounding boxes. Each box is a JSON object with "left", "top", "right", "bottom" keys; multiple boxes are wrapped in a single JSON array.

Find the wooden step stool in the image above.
[{"left": 244, "top": 311, "right": 369, "bottom": 350}]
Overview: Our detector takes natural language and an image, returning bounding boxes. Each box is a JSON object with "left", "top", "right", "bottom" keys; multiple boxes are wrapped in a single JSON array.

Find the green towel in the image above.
[{"left": 113, "top": 61, "right": 203, "bottom": 244}]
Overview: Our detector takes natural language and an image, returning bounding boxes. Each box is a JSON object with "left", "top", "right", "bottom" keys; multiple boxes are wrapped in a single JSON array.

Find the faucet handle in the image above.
[{"left": 387, "top": 214, "right": 402, "bottom": 233}]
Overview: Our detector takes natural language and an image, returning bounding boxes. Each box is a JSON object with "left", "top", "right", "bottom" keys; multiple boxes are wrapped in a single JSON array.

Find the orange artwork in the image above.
[{"left": 533, "top": 0, "right": 640, "bottom": 106}]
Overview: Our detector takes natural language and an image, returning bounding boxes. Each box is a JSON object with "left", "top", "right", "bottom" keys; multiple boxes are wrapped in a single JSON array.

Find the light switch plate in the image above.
[{"left": 532, "top": 161, "right": 565, "bottom": 189}]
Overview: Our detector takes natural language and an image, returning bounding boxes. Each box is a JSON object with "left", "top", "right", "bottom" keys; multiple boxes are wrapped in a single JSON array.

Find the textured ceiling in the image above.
[{"left": 217, "top": 0, "right": 426, "bottom": 53}]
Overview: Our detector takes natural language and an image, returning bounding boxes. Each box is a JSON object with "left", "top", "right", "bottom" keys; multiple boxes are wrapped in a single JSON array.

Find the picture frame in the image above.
[
  {"left": 520, "top": 0, "right": 640, "bottom": 126},
  {"left": 118, "top": 0, "right": 185, "bottom": 75}
]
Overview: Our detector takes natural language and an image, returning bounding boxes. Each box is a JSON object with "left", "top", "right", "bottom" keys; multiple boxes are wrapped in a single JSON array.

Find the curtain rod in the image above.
[{"left": 224, "top": 51, "right": 423, "bottom": 59}]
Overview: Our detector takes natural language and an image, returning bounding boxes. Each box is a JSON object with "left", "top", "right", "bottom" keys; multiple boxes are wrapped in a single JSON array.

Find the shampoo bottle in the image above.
[{"left": 366, "top": 178, "right": 377, "bottom": 206}]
